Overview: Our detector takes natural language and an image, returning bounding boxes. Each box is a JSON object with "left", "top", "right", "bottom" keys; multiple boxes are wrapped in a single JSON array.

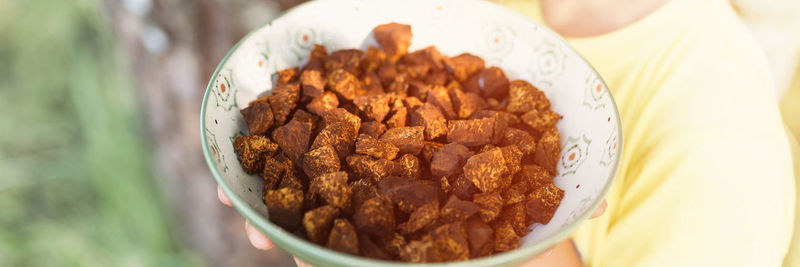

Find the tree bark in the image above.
[{"left": 104, "top": 0, "right": 303, "bottom": 266}]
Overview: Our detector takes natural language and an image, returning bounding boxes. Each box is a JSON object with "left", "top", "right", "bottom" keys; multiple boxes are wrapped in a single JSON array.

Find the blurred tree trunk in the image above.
[{"left": 104, "top": 0, "right": 303, "bottom": 266}]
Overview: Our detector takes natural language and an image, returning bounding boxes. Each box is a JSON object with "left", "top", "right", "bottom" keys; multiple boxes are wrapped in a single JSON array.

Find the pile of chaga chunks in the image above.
[{"left": 233, "top": 23, "right": 564, "bottom": 262}]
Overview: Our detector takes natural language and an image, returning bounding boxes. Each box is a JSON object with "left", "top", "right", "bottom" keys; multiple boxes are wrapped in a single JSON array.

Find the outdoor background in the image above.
[
  {"left": 0, "top": 0, "right": 798, "bottom": 267},
  {"left": 0, "top": 0, "right": 301, "bottom": 266}
]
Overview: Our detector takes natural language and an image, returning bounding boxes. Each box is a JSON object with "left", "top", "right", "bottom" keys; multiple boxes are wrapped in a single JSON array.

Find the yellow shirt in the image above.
[
  {"left": 494, "top": 0, "right": 798, "bottom": 266},
  {"left": 782, "top": 57, "right": 800, "bottom": 267}
]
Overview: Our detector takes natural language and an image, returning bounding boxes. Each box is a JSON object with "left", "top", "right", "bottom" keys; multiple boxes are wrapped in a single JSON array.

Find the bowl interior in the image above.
[{"left": 201, "top": 0, "right": 622, "bottom": 266}]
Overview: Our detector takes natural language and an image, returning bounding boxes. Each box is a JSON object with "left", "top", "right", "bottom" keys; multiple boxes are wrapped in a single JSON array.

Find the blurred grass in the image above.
[{"left": 0, "top": 0, "right": 200, "bottom": 266}]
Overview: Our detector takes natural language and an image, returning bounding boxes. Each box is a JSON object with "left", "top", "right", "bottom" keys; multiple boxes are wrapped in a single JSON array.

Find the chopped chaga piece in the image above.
[
  {"left": 234, "top": 135, "right": 279, "bottom": 174},
  {"left": 278, "top": 169, "right": 304, "bottom": 190},
  {"left": 469, "top": 110, "right": 519, "bottom": 144},
  {"left": 263, "top": 187, "right": 304, "bottom": 231},
  {"left": 487, "top": 98, "right": 505, "bottom": 110},
  {"left": 321, "top": 108, "right": 361, "bottom": 131},
  {"left": 306, "top": 91, "right": 339, "bottom": 116},
  {"left": 312, "top": 108, "right": 359, "bottom": 159},
  {"left": 325, "top": 49, "right": 364, "bottom": 76},
  {"left": 399, "top": 200, "right": 439, "bottom": 234},
  {"left": 440, "top": 195, "right": 479, "bottom": 223},
  {"left": 464, "top": 217, "right": 494, "bottom": 258},
  {"left": 451, "top": 174, "right": 479, "bottom": 200},
  {"left": 377, "top": 232, "right": 407, "bottom": 258},
  {"left": 440, "top": 176, "right": 453, "bottom": 193},
  {"left": 426, "top": 85, "right": 457, "bottom": 119},
  {"left": 302, "top": 145, "right": 341, "bottom": 178},
  {"left": 493, "top": 220, "right": 519, "bottom": 252},
  {"left": 473, "top": 192, "right": 504, "bottom": 223},
  {"left": 378, "top": 61, "right": 398, "bottom": 87},
  {"left": 443, "top": 53, "right": 485, "bottom": 82},
  {"left": 359, "top": 235, "right": 392, "bottom": 260},
  {"left": 403, "top": 59, "right": 430, "bottom": 79},
  {"left": 408, "top": 80, "right": 431, "bottom": 101},
  {"left": 354, "top": 94, "right": 393, "bottom": 122},
  {"left": 362, "top": 46, "right": 387, "bottom": 74},
  {"left": 267, "top": 82, "right": 301, "bottom": 125},
  {"left": 426, "top": 70, "right": 448, "bottom": 86},
  {"left": 373, "top": 23, "right": 412, "bottom": 62},
  {"left": 502, "top": 110, "right": 521, "bottom": 125},
  {"left": 303, "top": 44, "right": 328, "bottom": 72},
  {"left": 445, "top": 80, "right": 462, "bottom": 91},
  {"left": 430, "top": 222, "right": 470, "bottom": 262},
  {"left": 359, "top": 121, "right": 387, "bottom": 138},
  {"left": 421, "top": 141, "right": 444, "bottom": 164},
  {"left": 346, "top": 154, "right": 395, "bottom": 182},
  {"left": 385, "top": 101, "right": 408, "bottom": 129},
  {"left": 302, "top": 205, "right": 340, "bottom": 245},
  {"left": 463, "top": 66, "right": 510, "bottom": 99},
  {"left": 533, "top": 126, "right": 560, "bottom": 174},
  {"left": 519, "top": 164, "right": 554, "bottom": 188},
  {"left": 526, "top": 181, "right": 564, "bottom": 224},
  {"left": 310, "top": 171, "right": 352, "bottom": 209},
  {"left": 326, "top": 218, "right": 360, "bottom": 255},
  {"left": 404, "top": 46, "right": 445, "bottom": 71},
  {"left": 404, "top": 96, "right": 424, "bottom": 111},
  {"left": 312, "top": 122, "right": 358, "bottom": 161},
  {"left": 275, "top": 67, "right": 299, "bottom": 87},
  {"left": 501, "top": 127, "right": 537, "bottom": 155},
  {"left": 479, "top": 144, "right": 497, "bottom": 154},
  {"left": 362, "top": 71, "right": 384, "bottom": 95},
  {"left": 300, "top": 69, "right": 325, "bottom": 99},
  {"left": 327, "top": 68, "right": 361, "bottom": 101},
  {"left": 394, "top": 154, "right": 422, "bottom": 179},
  {"left": 400, "top": 234, "right": 435, "bottom": 262},
  {"left": 446, "top": 117, "right": 495, "bottom": 147},
  {"left": 240, "top": 101, "right": 274, "bottom": 135},
  {"left": 430, "top": 143, "right": 472, "bottom": 178},
  {"left": 262, "top": 161, "right": 283, "bottom": 190},
  {"left": 355, "top": 134, "right": 399, "bottom": 160},
  {"left": 500, "top": 145, "right": 523, "bottom": 176},
  {"left": 379, "top": 176, "right": 438, "bottom": 213},
  {"left": 292, "top": 109, "right": 319, "bottom": 125},
  {"left": 262, "top": 153, "right": 293, "bottom": 190},
  {"left": 450, "top": 88, "right": 488, "bottom": 119},
  {"left": 387, "top": 75, "right": 409, "bottom": 96},
  {"left": 409, "top": 103, "right": 447, "bottom": 140},
  {"left": 248, "top": 94, "right": 270, "bottom": 105},
  {"left": 501, "top": 179, "right": 530, "bottom": 206},
  {"left": 500, "top": 202, "right": 529, "bottom": 236},
  {"left": 272, "top": 116, "right": 314, "bottom": 164},
  {"left": 350, "top": 179, "right": 379, "bottom": 212},
  {"left": 463, "top": 147, "right": 510, "bottom": 193},
  {"left": 303, "top": 187, "right": 322, "bottom": 211},
  {"left": 471, "top": 109, "right": 520, "bottom": 126},
  {"left": 353, "top": 195, "right": 396, "bottom": 236},
  {"left": 506, "top": 80, "right": 550, "bottom": 113},
  {"left": 521, "top": 108, "right": 562, "bottom": 132},
  {"left": 380, "top": 126, "right": 424, "bottom": 155}
]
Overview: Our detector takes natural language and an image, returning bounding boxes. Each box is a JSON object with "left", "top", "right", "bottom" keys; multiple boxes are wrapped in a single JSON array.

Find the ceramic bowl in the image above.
[{"left": 201, "top": 0, "right": 622, "bottom": 265}]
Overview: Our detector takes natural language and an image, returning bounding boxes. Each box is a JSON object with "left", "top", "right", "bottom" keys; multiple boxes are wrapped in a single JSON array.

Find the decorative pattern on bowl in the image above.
[{"left": 201, "top": 0, "right": 622, "bottom": 266}]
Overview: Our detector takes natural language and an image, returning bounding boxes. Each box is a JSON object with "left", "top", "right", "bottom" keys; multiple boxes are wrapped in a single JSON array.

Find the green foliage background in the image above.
[{"left": 0, "top": 0, "right": 199, "bottom": 265}]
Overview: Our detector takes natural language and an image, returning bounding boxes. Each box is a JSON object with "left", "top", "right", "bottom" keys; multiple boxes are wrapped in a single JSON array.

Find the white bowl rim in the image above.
[{"left": 200, "top": 0, "right": 623, "bottom": 265}]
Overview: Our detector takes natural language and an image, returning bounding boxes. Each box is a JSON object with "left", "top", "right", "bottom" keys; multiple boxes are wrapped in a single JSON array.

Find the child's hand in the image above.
[{"left": 219, "top": 186, "right": 607, "bottom": 266}]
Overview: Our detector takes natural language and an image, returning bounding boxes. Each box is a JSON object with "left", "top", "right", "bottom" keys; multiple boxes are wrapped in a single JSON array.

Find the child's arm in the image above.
[{"left": 538, "top": 0, "right": 669, "bottom": 37}]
